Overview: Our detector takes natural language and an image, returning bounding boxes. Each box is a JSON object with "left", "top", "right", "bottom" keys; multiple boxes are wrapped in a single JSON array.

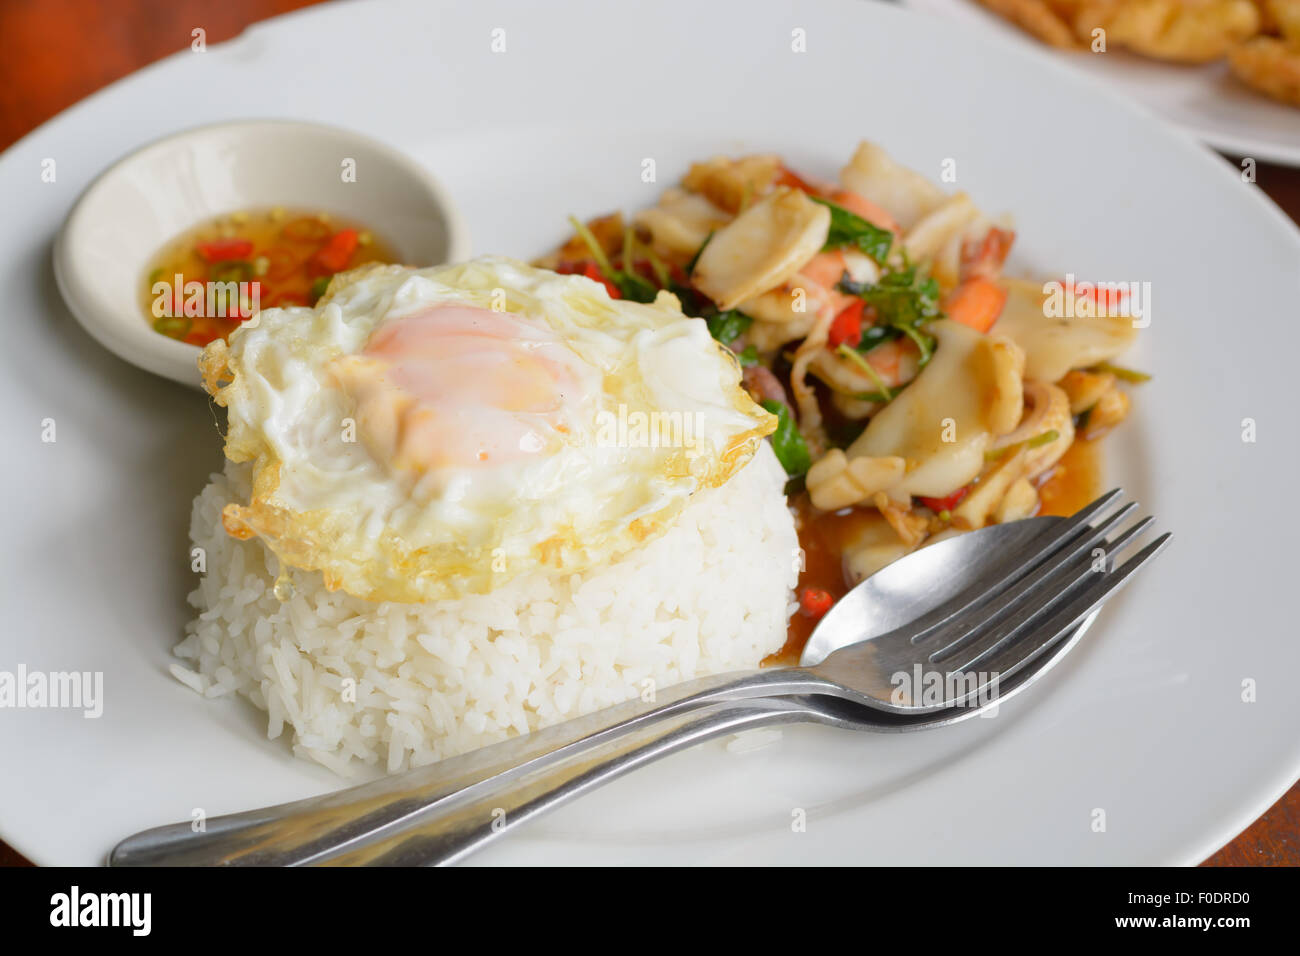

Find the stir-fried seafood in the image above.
[{"left": 539, "top": 143, "right": 1148, "bottom": 624}]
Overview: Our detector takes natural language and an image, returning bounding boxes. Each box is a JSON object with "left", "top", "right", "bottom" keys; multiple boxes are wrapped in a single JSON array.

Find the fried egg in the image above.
[{"left": 200, "top": 257, "right": 776, "bottom": 602}]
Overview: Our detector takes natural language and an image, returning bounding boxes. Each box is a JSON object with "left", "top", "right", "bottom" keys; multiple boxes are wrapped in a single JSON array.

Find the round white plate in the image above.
[
  {"left": 2, "top": 0, "right": 1298, "bottom": 866},
  {"left": 903, "top": 0, "right": 1300, "bottom": 165}
]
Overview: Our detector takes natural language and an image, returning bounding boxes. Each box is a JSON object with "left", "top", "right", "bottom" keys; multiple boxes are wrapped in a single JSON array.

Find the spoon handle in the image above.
[
  {"left": 311, "top": 696, "right": 823, "bottom": 866},
  {"left": 110, "top": 667, "right": 828, "bottom": 866}
]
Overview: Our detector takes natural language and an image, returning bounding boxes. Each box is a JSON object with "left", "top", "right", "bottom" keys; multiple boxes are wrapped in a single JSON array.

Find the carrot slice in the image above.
[{"left": 943, "top": 276, "right": 1007, "bottom": 333}]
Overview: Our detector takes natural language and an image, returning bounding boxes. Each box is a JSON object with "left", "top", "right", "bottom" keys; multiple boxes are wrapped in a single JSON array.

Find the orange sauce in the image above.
[
  {"left": 767, "top": 439, "right": 1103, "bottom": 666},
  {"left": 142, "top": 207, "right": 398, "bottom": 347},
  {"left": 1037, "top": 437, "right": 1101, "bottom": 518},
  {"left": 764, "top": 495, "right": 877, "bottom": 666}
]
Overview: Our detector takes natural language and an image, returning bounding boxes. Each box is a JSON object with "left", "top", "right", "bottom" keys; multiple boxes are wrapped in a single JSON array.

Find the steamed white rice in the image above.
[{"left": 171, "top": 444, "right": 798, "bottom": 776}]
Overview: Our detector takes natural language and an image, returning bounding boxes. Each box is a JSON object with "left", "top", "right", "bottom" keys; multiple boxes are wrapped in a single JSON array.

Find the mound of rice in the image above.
[{"left": 171, "top": 444, "right": 798, "bottom": 776}]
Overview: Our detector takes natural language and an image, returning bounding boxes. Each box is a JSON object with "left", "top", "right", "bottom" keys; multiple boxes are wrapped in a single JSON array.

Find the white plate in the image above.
[
  {"left": 2, "top": 0, "right": 1298, "bottom": 866},
  {"left": 903, "top": 0, "right": 1300, "bottom": 165}
]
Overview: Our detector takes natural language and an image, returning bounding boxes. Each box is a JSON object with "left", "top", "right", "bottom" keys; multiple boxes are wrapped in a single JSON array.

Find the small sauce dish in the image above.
[{"left": 54, "top": 119, "right": 470, "bottom": 388}]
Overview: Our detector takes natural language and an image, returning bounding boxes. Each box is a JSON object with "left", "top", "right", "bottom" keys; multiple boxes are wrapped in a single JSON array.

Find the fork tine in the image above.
[
  {"left": 936, "top": 515, "right": 1157, "bottom": 673},
  {"left": 960, "top": 531, "right": 1171, "bottom": 689},
  {"left": 923, "top": 498, "right": 1139, "bottom": 661},
  {"left": 1089, "top": 515, "right": 1156, "bottom": 571},
  {"left": 944, "top": 525, "right": 1169, "bottom": 679},
  {"left": 900, "top": 488, "right": 1127, "bottom": 646}
]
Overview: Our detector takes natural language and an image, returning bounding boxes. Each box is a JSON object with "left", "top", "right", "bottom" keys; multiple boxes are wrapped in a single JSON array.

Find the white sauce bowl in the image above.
[{"left": 53, "top": 119, "right": 470, "bottom": 388}]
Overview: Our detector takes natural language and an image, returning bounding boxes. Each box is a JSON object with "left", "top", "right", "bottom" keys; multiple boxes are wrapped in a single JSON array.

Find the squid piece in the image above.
[
  {"left": 682, "top": 155, "right": 783, "bottom": 214},
  {"left": 841, "top": 511, "right": 913, "bottom": 586},
  {"left": 904, "top": 194, "right": 1016, "bottom": 296},
  {"left": 634, "top": 188, "right": 732, "bottom": 260},
  {"left": 839, "top": 142, "right": 947, "bottom": 233},
  {"left": 807, "top": 450, "right": 907, "bottom": 511},
  {"left": 874, "top": 492, "right": 931, "bottom": 548},
  {"left": 988, "top": 380, "right": 1075, "bottom": 479},
  {"left": 993, "top": 279, "right": 1138, "bottom": 383},
  {"left": 737, "top": 247, "right": 874, "bottom": 351},
  {"left": 692, "top": 187, "right": 830, "bottom": 311},
  {"left": 1081, "top": 385, "right": 1131, "bottom": 439},
  {"left": 995, "top": 477, "right": 1041, "bottom": 524},
  {"left": 1058, "top": 368, "right": 1117, "bottom": 414},
  {"left": 950, "top": 447, "right": 1029, "bottom": 530},
  {"left": 843, "top": 320, "right": 1025, "bottom": 500}
]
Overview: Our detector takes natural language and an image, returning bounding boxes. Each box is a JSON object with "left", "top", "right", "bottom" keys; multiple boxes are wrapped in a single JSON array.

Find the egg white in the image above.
[{"left": 200, "top": 257, "right": 776, "bottom": 602}]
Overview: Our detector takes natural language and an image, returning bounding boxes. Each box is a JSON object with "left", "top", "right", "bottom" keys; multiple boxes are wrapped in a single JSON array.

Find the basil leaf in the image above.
[
  {"left": 736, "top": 345, "right": 758, "bottom": 367},
  {"left": 856, "top": 324, "right": 900, "bottom": 352},
  {"left": 839, "top": 263, "right": 940, "bottom": 368},
  {"left": 760, "top": 399, "right": 811, "bottom": 478},
  {"left": 706, "top": 310, "right": 753, "bottom": 345},
  {"left": 615, "top": 272, "right": 659, "bottom": 303},
  {"left": 810, "top": 196, "right": 893, "bottom": 264},
  {"left": 685, "top": 232, "right": 714, "bottom": 277}
]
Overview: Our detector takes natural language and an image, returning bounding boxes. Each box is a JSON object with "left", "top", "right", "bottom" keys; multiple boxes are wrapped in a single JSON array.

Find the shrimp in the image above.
[
  {"left": 739, "top": 248, "right": 877, "bottom": 351},
  {"left": 825, "top": 188, "right": 901, "bottom": 235}
]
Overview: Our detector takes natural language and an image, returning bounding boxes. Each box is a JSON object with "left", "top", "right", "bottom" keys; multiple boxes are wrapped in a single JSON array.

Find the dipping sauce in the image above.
[{"left": 142, "top": 207, "right": 399, "bottom": 347}]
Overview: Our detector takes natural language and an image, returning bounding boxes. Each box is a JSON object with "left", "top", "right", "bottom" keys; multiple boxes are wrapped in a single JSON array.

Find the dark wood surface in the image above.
[{"left": 0, "top": 0, "right": 1295, "bottom": 868}]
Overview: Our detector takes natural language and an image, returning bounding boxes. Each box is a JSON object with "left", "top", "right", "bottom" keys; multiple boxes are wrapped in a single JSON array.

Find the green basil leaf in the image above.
[
  {"left": 685, "top": 232, "right": 714, "bottom": 277},
  {"left": 760, "top": 399, "right": 811, "bottom": 478},
  {"left": 706, "top": 310, "right": 753, "bottom": 345},
  {"left": 810, "top": 196, "right": 894, "bottom": 264},
  {"left": 615, "top": 272, "right": 659, "bottom": 303}
]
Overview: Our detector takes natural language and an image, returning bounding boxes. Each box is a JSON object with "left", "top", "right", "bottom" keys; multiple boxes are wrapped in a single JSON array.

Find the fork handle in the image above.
[
  {"left": 311, "top": 696, "right": 823, "bottom": 866},
  {"left": 110, "top": 667, "right": 829, "bottom": 866}
]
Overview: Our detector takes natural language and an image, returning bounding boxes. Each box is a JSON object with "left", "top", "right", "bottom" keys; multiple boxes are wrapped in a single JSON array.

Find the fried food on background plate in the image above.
[
  {"left": 974, "top": 0, "right": 1079, "bottom": 47},
  {"left": 1229, "top": 34, "right": 1300, "bottom": 103},
  {"left": 1071, "top": 0, "right": 1260, "bottom": 63},
  {"left": 1257, "top": 0, "right": 1300, "bottom": 38},
  {"left": 973, "top": 0, "right": 1300, "bottom": 107}
]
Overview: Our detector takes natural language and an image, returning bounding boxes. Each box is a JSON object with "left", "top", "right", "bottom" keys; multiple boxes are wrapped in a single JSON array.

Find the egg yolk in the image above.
[{"left": 331, "top": 304, "right": 588, "bottom": 472}]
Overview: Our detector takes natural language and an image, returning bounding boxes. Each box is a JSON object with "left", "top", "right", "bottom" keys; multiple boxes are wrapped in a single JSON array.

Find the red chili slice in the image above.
[
  {"left": 799, "top": 587, "right": 834, "bottom": 620},
  {"left": 919, "top": 485, "right": 971, "bottom": 514},
  {"left": 195, "top": 238, "right": 254, "bottom": 262},
  {"left": 555, "top": 260, "right": 622, "bottom": 299},
  {"left": 309, "top": 229, "right": 360, "bottom": 276},
  {"left": 826, "top": 300, "right": 865, "bottom": 349}
]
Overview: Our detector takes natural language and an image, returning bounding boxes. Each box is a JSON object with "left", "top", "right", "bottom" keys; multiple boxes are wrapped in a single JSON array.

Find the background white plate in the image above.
[
  {"left": 1, "top": 0, "right": 1298, "bottom": 866},
  {"left": 903, "top": 0, "right": 1300, "bottom": 165}
]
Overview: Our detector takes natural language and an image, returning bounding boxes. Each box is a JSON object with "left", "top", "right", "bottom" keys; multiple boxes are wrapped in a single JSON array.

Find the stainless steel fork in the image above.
[{"left": 110, "top": 491, "right": 1167, "bottom": 866}]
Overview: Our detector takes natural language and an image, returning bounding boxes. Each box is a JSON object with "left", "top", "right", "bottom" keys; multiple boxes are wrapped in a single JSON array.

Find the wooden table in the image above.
[{"left": 1, "top": 0, "right": 1296, "bottom": 868}]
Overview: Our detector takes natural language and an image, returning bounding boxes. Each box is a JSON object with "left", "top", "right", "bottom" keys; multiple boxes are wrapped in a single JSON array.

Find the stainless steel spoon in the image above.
[{"left": 110, "top": 491, "right": 1167, "bottom": 866}]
